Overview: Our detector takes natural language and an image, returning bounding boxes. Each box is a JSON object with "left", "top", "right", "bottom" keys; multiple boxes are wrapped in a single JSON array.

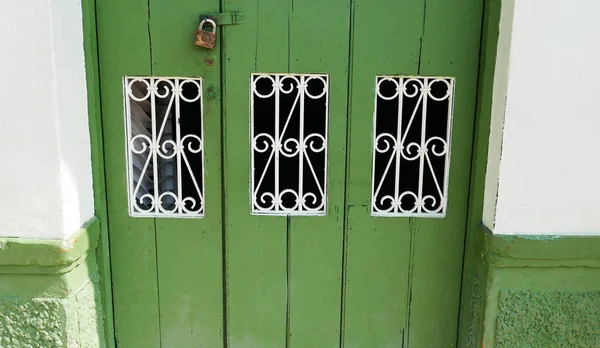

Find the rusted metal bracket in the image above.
[{"left": 199, "top": 11, "right": 245, "bottom": 26}]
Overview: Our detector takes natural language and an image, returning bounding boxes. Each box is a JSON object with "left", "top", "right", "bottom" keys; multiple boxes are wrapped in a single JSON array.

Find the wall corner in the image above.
[{"left": 0, "top": 218, "right": 107, "bottom": 347}]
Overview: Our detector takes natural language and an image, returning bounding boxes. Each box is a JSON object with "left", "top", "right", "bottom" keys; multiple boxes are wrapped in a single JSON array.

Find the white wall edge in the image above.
[{"left": 482, "top": 0, "right": 514, "bottom": 230}]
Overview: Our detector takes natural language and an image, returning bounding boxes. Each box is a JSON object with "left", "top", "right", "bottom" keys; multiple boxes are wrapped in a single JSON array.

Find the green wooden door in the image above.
[{"left": 97, "top": 0, "right": 483, "bottom": 347}]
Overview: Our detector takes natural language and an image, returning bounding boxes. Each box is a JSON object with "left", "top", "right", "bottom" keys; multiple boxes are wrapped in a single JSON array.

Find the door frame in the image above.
[
  {"left": 81, "top": 0, "right": 501, "bottom": 346},
  {"left": 82, "top": 0, "right": 116, "bottom": 346},
  {"left": 456, "top": 0, "right": 502, "bottom": 346}
]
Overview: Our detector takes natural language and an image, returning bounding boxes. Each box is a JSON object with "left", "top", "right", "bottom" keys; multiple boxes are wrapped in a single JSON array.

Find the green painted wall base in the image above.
[
  {"left": 0, "top": 218, "right": 106, "bottom": 347},
  {"left": 464, "top": 230, "right": 600, "bottom": 348}
]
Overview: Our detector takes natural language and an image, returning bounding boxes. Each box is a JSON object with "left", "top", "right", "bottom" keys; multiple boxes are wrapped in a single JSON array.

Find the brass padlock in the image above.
[{"left": 195, "top": 19, "right": 217, "bottom": 49}]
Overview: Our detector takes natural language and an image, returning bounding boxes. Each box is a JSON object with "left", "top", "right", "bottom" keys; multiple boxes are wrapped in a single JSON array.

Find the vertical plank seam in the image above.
[
  {"left": 286, "top": 216, "right": 292, "bottom": 348},
  {"left": 404, "top": 217, "right": 417, "bottom": 347},
  {"left": 147, "top": 0, "right": 154, "bottom": 71},
  {"left": 147, "top": 0, "right": 162, "bottom": 345},
  {"left": 153, "top": 217, "right": 163, "bottom": 347},
  {"left": 254, "top": 1, "right": 259, "bottom": 71},
  {"left": 338, "top": 0, "right": 356, "bottom": 346},
  {"left": 401, "top": 329, "right": 405, "bottom": 347},
  {"left": 287, "top": 3, "right": 291, "bottom": 73},
  {"left": 454, "top": 1, "right": 489, "bottom": 346},
  {"left": 285, "top": 4, "right": 292, "bottom": 347},
  {"left": 405, "top": 1, "right": 428, "bottom": 345},
  {"left": 417, "top": 0, "right": 427, "bottom": 72},
  {"left": 219, "top": 0, "right": 229, "bottom": 345}
]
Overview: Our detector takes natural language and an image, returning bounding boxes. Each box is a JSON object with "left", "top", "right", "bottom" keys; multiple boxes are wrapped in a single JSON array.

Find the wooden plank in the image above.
[
  {"left": 222, "top": 1, "right": 290, "bottom": 347},
  {"left": 81, "top": 0, "right": 116, "bottom": 345},
  {"left": 95, "top": 0, "right": 161, "bottom": 346},
  {"left": 407, "top": 0, "right": 484, "bottom": 346},
  {"left": 287, "top": 0, "right": 350, "bottom": 346},
  {"left": 148, "top": 0, "right": 224, "bottom": 346},
  {"left": 342, "top": 0, "right": 425, "bottom": 347}
]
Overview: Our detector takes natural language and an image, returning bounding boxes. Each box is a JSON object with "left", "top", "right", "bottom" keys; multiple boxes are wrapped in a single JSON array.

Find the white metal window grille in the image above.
[
  {"left": 124, "top": 77, "right": 205, "bottom": 217},
  {"left": 251, "top": 74, "right": 329, "bottom": 215},
  {"left": 371, "top": 76, "right": 455, "bottom": 217}
]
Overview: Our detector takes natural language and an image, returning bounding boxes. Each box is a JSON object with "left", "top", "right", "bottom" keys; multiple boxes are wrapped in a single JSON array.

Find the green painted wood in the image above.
[
  {"left": 221, "top": 1, "right": 289, "bottom": 347},
  {"left": 457, "top": 0, "right": 501, "bottom": 346},
  {"left": 149, "top": 0, "right": 224, "bottom": 347},
  {"left": 287, "top": 1, "right": 350, "bottom": 347},
  {"left": 96, "top": 0, "right": 486, "bottom": 346},
  {"left": 407, "top": 0, "right": 484, "bottom": 346},
  {"left": 223, "top": 1, "right": 351, "bottom": 346},
  {"left": 96, "top": 0, "right": 161, "bottom": 346},
  {"left": 342, "top": 1, "right": 424, "bottom": 347},
  {"left": 81, "top": 0, "right": 115, "bottom": 344}
]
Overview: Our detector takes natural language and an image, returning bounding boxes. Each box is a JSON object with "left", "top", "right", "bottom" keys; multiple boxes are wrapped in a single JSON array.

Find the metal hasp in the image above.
[{"left": 199, "top": 11, "right": 245, "bottom": 26}]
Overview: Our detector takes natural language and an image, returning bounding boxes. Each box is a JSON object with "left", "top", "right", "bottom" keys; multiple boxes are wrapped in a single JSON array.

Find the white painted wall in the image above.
[
  {"left": 0, "top": 1, "right": 94, "bottom": 239},
  {"left": 487, "top": 0, "right": 600, "bottom": 235}
]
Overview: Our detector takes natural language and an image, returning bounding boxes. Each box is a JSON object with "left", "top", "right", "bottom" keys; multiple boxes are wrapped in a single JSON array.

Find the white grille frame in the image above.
[
  {"left": 250, "top": 73, "right": 330, "bottom": 216},
  {"left": 370, "top": 76, "right": 455, "bottom": 218},
  {"left": 123, "top": 76, "right": 206, "bottom": 218}
]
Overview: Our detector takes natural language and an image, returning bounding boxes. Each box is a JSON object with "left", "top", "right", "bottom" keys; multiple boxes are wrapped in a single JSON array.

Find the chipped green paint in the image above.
[{"left": 0, "top": 219, "right": 106, "bottom": 347}]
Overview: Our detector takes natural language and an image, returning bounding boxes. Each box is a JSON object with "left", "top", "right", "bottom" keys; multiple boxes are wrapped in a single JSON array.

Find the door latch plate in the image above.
[{"left": 199, "top": 11, "right": 245, "bottom": 26}]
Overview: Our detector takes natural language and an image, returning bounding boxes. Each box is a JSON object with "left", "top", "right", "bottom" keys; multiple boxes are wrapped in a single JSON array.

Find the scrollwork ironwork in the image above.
[
  {"left": 124, "top": 77, "right": 205, "bottom": 217},
  {"left": 251, "top": 74, "right": 329, "bottom": 215},
  {"left": 371, "top": 76, "right": 455, "bottom": 217}
]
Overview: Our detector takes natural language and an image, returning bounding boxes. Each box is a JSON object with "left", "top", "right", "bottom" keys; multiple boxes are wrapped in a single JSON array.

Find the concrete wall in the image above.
[
  {"left": 0, "top": 0, "right": 94, "bottom": 239},
  {"left": 485, "top": 0, "right": 600, "bottom": 235}
]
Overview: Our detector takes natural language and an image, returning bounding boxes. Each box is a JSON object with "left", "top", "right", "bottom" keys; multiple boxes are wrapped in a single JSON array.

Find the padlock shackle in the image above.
[{"left": 198, "top": 19, "right": 217, "bottom": 34}]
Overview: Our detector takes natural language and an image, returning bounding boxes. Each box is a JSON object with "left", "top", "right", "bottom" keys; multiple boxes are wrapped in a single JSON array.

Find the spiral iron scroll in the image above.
[
  {"left": 371, "top": 76, "right": 455, "bottom": 217},
  {"left": 125, "top": 77, "right": 205, "bottom": 217},
  {"left": 251, "top": 74, "right": 329, "bottom": 215}
]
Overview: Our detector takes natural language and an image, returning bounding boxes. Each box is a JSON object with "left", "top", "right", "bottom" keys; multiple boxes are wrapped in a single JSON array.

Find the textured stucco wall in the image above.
[
  {"left": 0, "top": 223, "right": 105, "bottom": 347},
  {"left": 479, "top": 235, "right": 600, "bottom": 348},
  {"left": 75, "top": 279, "right": 106, "bottom": 348},
  {"left": 0, "top": 273, "right": 105, "bottom": 348},
  {"left": 0, "top": 0, "right": 94, "bottom": 239},
  {"left": 0, "top": 280, "right": 105, "bottom": 348},
  {"left": 496, "top": 290, "right": 600, "bottom": 348},
  {"left": 0, "top": 299, "right": 66, "bottom": 347}
]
